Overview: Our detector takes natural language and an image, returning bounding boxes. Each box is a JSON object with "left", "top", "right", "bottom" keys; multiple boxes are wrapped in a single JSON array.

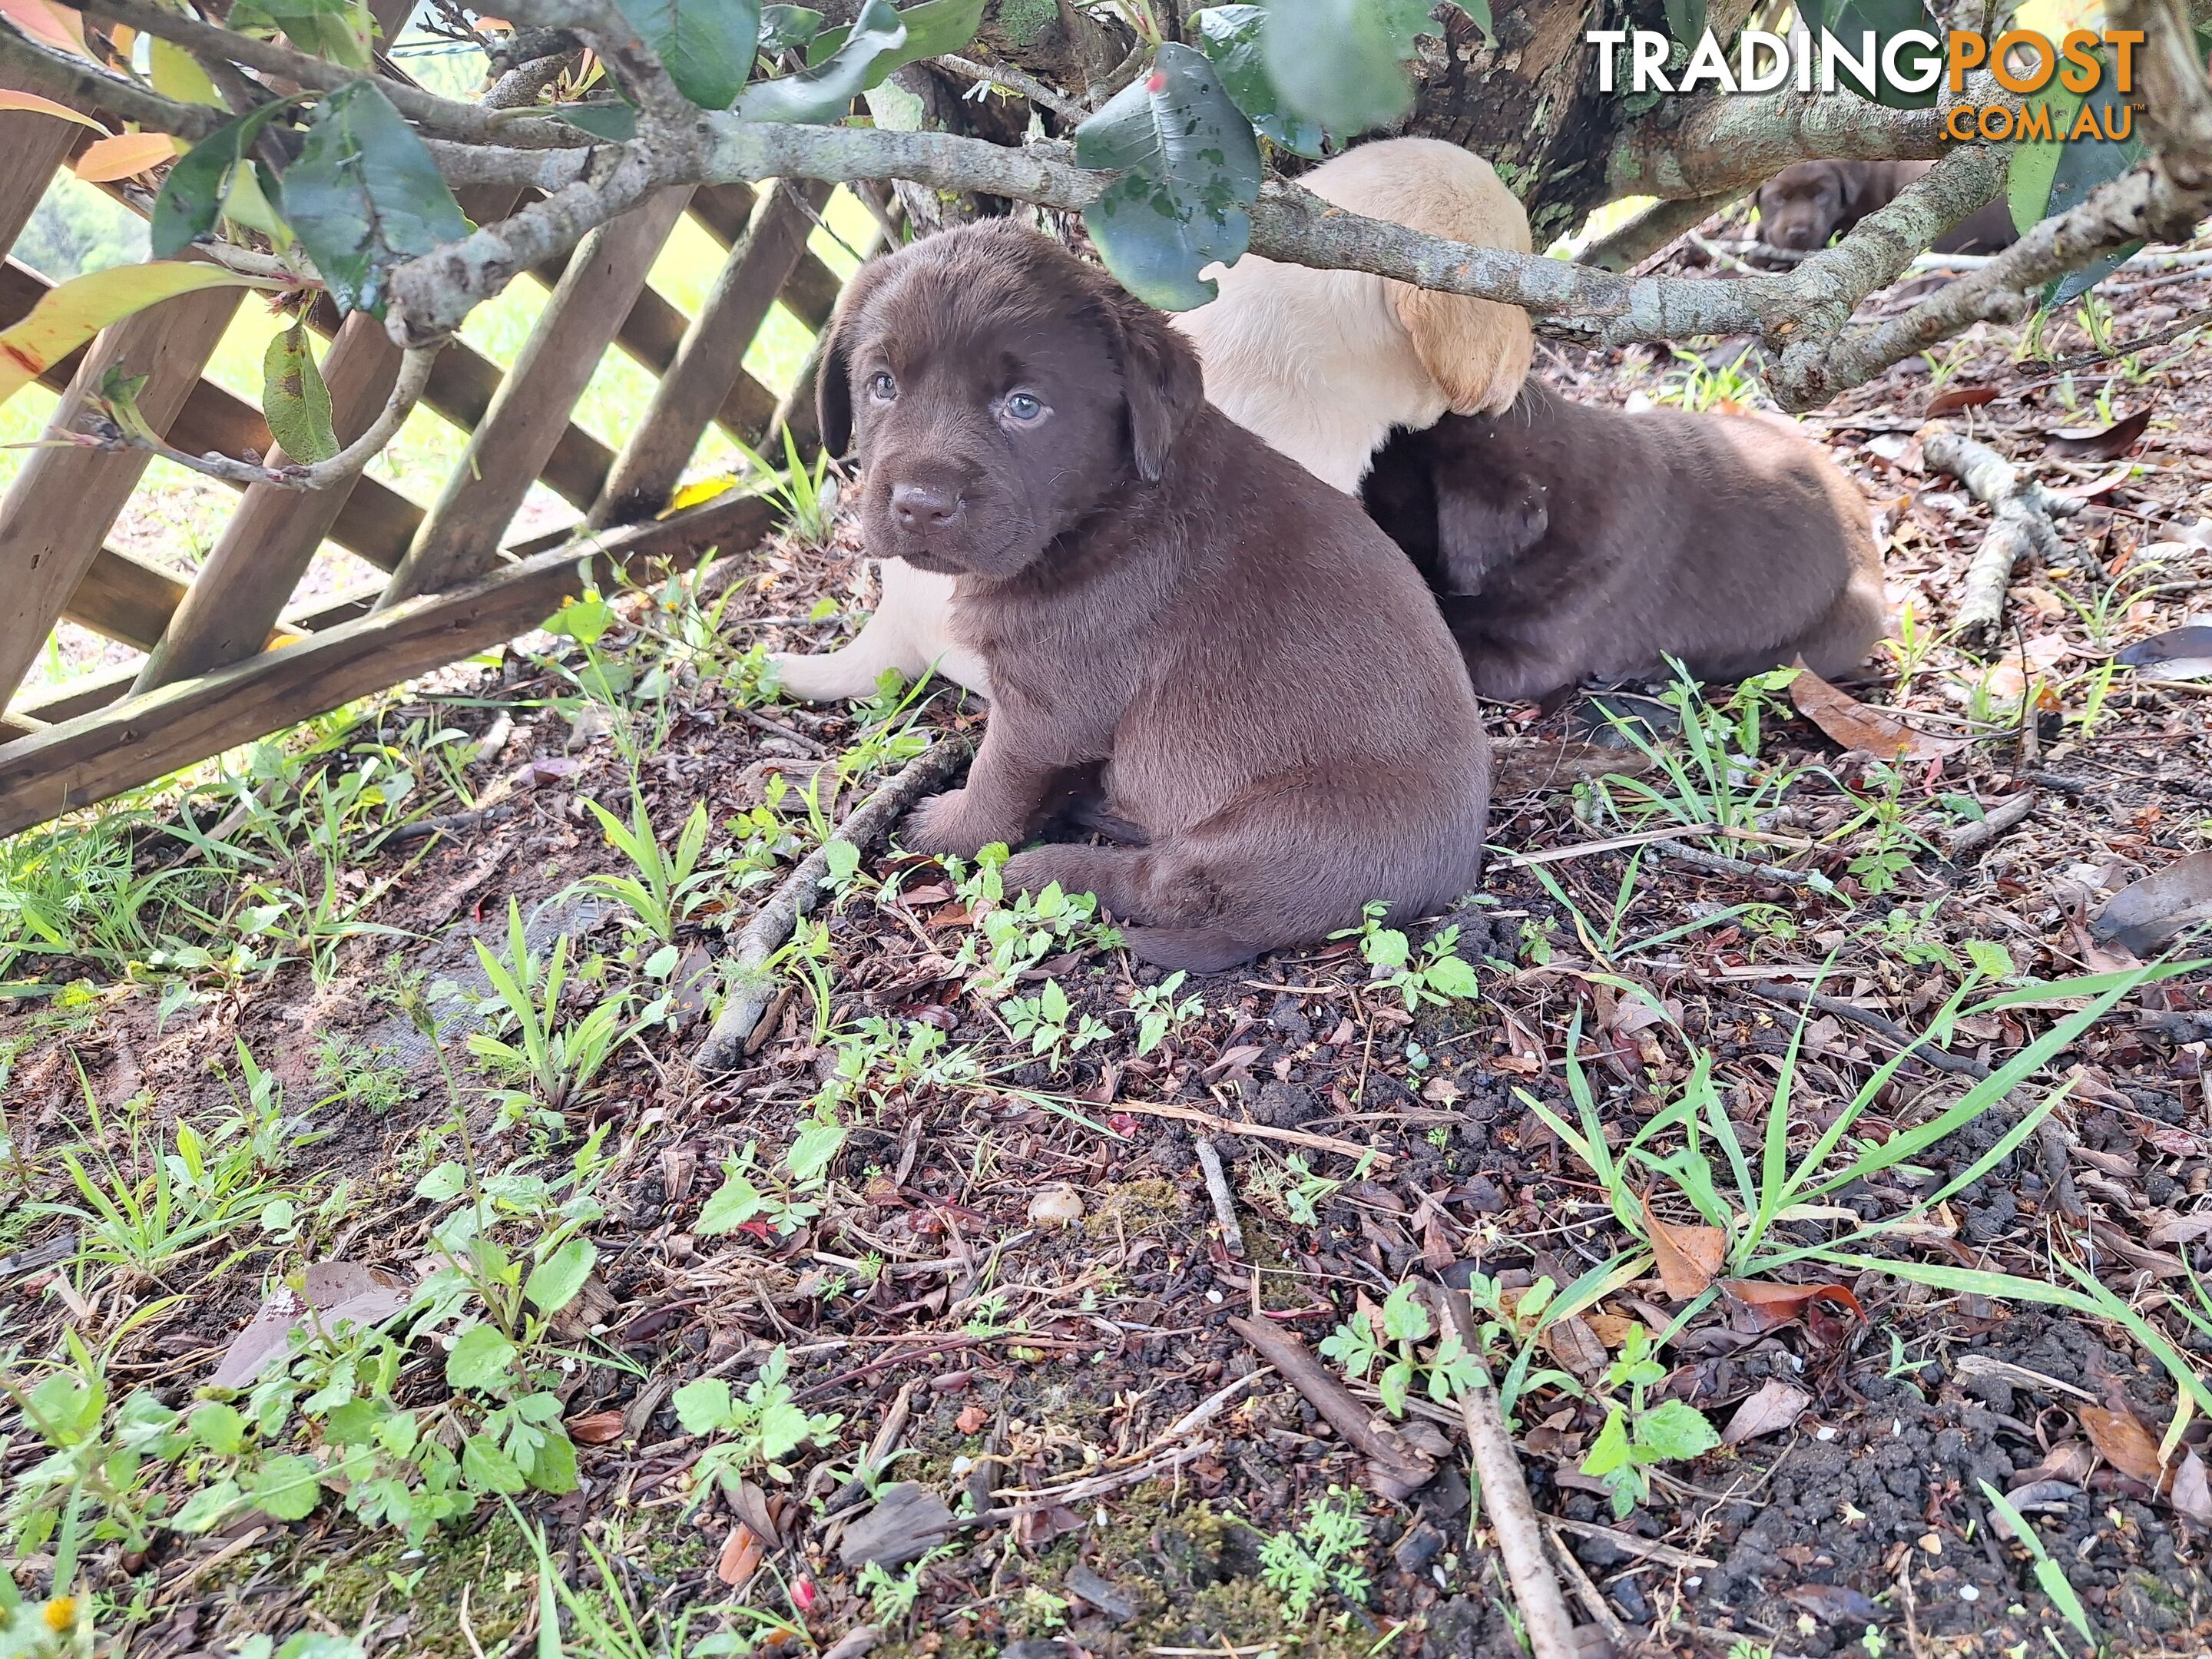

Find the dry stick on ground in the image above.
[
  {"left": 1224, "top": 1316, "right": 1436, "bottom": 1502},
  {"left": 1922, "top": 430, "right": 2088, "bottom": 649},
  {"left": 1194, "top": 1137, "right": 1246, "bottom": 1257},
  {"left": 1428, "top": 1286, "right": 1581, "bottom": 1659},
  {"left": 1102, "top": 1098, "right": 1390, "bottom": 1165},
  {"left": 1946, "top": 787, "right": 2039, "bottom": 857},
  {"left": 1743, "top": 981, "right": 1992, "bottom": 1079},
  {"left": 696, "top": 736, "right": 972, "bottom": 1072}
]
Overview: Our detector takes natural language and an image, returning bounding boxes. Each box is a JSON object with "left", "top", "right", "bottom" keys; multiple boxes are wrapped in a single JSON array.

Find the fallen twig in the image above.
[
  {"left": 1657, "top": 841, "right": 1833, "bottom": 890},
  {"left": 1224, "top": 1316, "right": 1435, "bottom": 1502},
  {"left": 1547, "top": 1515, "right": 1720, "bottom": 1570},
  {"left": 1545, "top": 1524, "right": 1629, "bottom": 1650},
  {"left": 1924, "top": 430, "right": 2086, "bottom": 649},
  {"left": 1744, "top": 981, "right": 1990, "bottom": 1078},
  {"left": 1101, "top": 1099, "right": 1390, "bottom": 1166},
  {"left": 1431, "top": 1288, "right": 1580, "bottom": 1659},
  {"left": 697, "top": 737, "right": 973, "bottom": 1071},
  {"left": 1945, "top": 788, "right": 2038, "bottom": 857},
  {"left": 386, "top": 800, "right": 522, "bottom": 846},
  {"left": 1194, "top": 1137, "right": 1246, "bottom": 1257}
]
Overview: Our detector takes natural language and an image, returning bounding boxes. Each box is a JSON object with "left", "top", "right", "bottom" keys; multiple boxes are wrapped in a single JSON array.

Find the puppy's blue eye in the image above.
[
  {"left": 868, "top": 371, "right": 896, "bottom": 401},
  {"left": 1004, "top": 392, "right": 1044, "bottom": 422}
]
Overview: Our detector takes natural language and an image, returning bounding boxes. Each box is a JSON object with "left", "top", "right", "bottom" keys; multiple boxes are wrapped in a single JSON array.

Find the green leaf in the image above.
[
  {"left": 232, "top": 0, "right": 376, "bottom": 70},
  {"left": 697, "top": 1165, "right": 766, "bottom": 1233},
  {"left": 1581, "top": 1405, "right": 1631, "bottom": 1477},
  {"left": 743, "top": 0, "right": 905, "bottom": 121},
  {"left": 150, "top": 38, "right": 225, "bottom": 107},
  {"left": 1796, "top": 0, "right": 1938, "bottom": 107},
  {"left": 1076, "top": 42, "right": 1263, "bottom": 310},
  {"left": 445, "top": 1323, "right": 519, "bottom": 1393},
  {"left": 414, "top": 1161, "right": 467, "bottom": 1202},
  {"left": 261, "top": 323, "right": 339, "bottom": 464},
  {"left": 1635, "top": 1399, "right": 1720, "bottom": 1461},
  {"left": 247, "top": 1453, "right": 326, "bottom": 1521},
  {"left": 553, "top": 101, "right": 639, "bottom": 141},
  {"left": 526, "top": 1425, "right": 581, "bottom": 1493},
  {"left": 151, "top": 99, "right": 298, "bottom": 259},
  {"left": 674, "top": 1376, "right": 736, "bottom": 1434},
  {"left": 1378, "top": 1357, "right": 1415, "bottom": 1417},
  {"left": 787, "top": 1116, "right": 846, "bottom": 1186},
  {"left": 613, "top": 0, "right": 760, "bottom": 109},
  {"left": 805, "top": 0, "right": 981, "bottom": 89},
  {"left": 190, "top": 1402, "right": 248, "bottom": 1457},
  {"left": 172, "top": 1479, "right": 245, "bottom": 1533},
  {"left": 523, "top": 1237, "right": 597, "bottom": 1316},
  {"left": 755, "top": 1396, "right": 816, "bottom": 1462},
  {"left": 1425, "top": 954, "right": 1479, "bottom": 998},
  {"left": 1190, "top": 5, "right": 1326, "bottom": 157},
  {"left": 1659, "top": 0, "right": 1704, "bottom": 47},
  {"left": 461, "top": 1432, "right": 528, "bottom": 1493},
  {"left": 1379, "top": 1282, "right": 1432, "bottom": 1342},
  {"left": 822, "top": 839, "right": 861, "bottom": 886},
  {"left": 760, "top": 3, "right": 826, "bottom": 49},
  {"left": 1962, "top": 939, "right": 2013, "bottom": 979},
  {"left": 276, "top": 81, "right": 469, "bottom": 317},
  {"left": 1255, "top": 0, "right": 1433, "bottom": 137}
]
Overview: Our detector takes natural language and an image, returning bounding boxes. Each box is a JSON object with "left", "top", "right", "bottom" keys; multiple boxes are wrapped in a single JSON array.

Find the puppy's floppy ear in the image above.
[
  {"left": 1385, "top": 149, "right": 1537, "bottom": 416},
  {"left": 1103, "top": 291, "right": 1205, "bottom": 484},
  {"left": 1436, "top": 471, "right": 1547, "bottom": 593},
  {"left": 815, "top": 253, "right": 896, "bottom": 458},
  {"left": 1397, "top": 286, "right": 1537, "bottom": 417}
]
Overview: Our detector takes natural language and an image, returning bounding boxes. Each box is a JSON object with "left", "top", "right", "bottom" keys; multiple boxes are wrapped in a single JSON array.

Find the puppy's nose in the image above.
[{"left": 892, "top": 482, "right": 961, "bottom": 529}]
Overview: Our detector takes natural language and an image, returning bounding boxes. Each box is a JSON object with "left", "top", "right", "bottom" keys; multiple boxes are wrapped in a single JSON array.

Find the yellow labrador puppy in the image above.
[{"left": 770, "top": 137, "right": 1533, "bottom": 702}]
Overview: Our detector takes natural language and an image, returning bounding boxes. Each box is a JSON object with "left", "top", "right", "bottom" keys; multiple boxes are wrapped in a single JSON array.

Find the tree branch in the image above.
[
  {"left": 0, "top": 20, "right": 224, "bottom": 140},
  {"left": 1777, "top": 0, "right": 2212, "bottom": 404},
  {"left": 495, "top": 0, "right": 703, "bottom": 136},
  {"left": 61, "top": 0, "right": 585, "bottom": 147},
  {"left": 78, "top": 345, "right": 441, "bottom": 490},
  {"left": 1605, "top": 88, "right": 1952, "bottom": 199}
]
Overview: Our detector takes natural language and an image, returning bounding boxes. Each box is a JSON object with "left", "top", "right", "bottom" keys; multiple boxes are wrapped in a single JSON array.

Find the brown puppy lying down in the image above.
[
  {"left": 1360, "top": 380, "right": 1886, "bottom": 704},
  {"left": 1755, "top": 161, "right": 2018, "bottom": 256},
  {"left": 823, "top": 222, "right": 1492, "bottom": 972}
]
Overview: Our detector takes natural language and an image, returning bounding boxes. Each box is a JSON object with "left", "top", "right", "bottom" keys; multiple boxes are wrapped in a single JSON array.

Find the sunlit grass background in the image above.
[{"left": 2, "top": 23, "right": 876, "bottom": 704}]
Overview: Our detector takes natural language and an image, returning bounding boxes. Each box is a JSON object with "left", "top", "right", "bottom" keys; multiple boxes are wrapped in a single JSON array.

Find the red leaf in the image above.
[
  {"left": 2046, "top": 406, "right": 2152, "bottom": 459},
  {"left": 1927, "top": 384, "right": 1997, "bottom": 416},
  {"left": 1719, "top": 1279, "right": 1866, "bottom": 1335}
]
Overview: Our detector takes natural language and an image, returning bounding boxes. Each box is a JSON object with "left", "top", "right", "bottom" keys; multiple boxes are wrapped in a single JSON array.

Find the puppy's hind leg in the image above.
[{"left": 1001, "top": 843, "right": 1263, "bottom": 971}]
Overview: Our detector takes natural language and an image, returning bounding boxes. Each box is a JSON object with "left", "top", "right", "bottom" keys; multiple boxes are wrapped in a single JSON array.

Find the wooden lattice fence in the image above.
[{"left": 0, "top": 28, "right": 870, "bottom": 837}]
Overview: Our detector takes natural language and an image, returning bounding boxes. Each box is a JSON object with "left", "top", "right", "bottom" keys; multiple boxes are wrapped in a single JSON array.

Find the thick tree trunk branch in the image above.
[
  {"left": 0, "top": 21, "right": 225, "bottom": 139},
  {"left": 1605, "top": 90, "right": 1951, "bottom": 199}
]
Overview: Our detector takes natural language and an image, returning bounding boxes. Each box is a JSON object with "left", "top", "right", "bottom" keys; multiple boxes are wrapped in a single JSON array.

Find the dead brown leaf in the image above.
[
  {"left": 1926, "top": 384, "right": 1998, "bottom": 416},
  {"left": 1544, "top": 1314, "right": 1611, "bottom": 1381},
  {"left": 566, "top": 1409, "right": 626, "bottom": 1445},
  {"left": 1723, "top": 1379, "right": 1813, "bottom": 1445},
  {"left": 1790, "top": 664, "right": 1964, "bottom": 760},
  {"left": 1642, "top": 1194, "right": 1725, "bottom": 1300},
  {"left": 2081, "top": 1402, "right": 2166, "bottom": 1485},
  {"left": 2093, "top": 848, "right": 2212, "bottom": 955},
  {"left": 2046, "top": 406, "right": 2152, "bottom": 459},
  {"left": 2174, "top": 1450, "right": 2212, "bottom": 1525},
  {"left": 955, "top": 1404, "right": 989, "bottom": 1435},
  {"left": 717, "top": 1522, "right": 764, "bottom": 1588},
  {"left": 209, "top": 1262, "right": 412, "bottom": 1390}
]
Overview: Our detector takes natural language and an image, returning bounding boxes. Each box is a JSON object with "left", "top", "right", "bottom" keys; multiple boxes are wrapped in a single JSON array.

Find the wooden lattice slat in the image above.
[
  {"left": 0, "top": 492, "right": 775, "bottom": 833},
  {"left": 378, "top": 186, "right": 698, "bottom": 607},
  {"left": 591, "top": 179, "right": 834, "bottom": 527}
]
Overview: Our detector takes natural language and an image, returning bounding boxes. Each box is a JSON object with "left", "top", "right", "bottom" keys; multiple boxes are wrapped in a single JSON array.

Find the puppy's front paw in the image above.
[
  {"left": 899, "top": 788, "right": 996, "bottom": 858},
  {"left": 768, "top": 651, "right": 870, "bottom": 704}
]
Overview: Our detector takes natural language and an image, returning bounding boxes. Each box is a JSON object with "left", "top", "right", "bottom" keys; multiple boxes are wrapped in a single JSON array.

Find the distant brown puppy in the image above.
[
  {"left": 1361, "top": 381, "right": 1886, "bottom": 704},
  {"left": 820, "top": 221, "right": 1492, "bottom": 972},
  {"left": 1756, "top": 160, "right": 2018, "bottom": 255}
]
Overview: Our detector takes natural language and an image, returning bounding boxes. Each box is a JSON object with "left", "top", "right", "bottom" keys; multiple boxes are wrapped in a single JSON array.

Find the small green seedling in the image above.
[{"left": 1579, "top": 1324, "right": 1720, "bottom": 1519}]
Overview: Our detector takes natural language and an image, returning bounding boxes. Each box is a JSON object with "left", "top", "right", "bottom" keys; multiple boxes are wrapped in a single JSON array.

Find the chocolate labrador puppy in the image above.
[
  {"left": 820, "top": 222, "right": 1492, "bottom": 972},
  {"left": 1756, "top": 161, "right": 2018, "bottom": 256},
  {"left": 1361, "top": 380, "right": 1886, "bottom": 703}
]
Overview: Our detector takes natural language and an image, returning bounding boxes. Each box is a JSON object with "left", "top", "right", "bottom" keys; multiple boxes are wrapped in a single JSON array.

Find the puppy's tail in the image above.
[{"left": 1121, "top": 926, "right": 1266, "bottom": 975}]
